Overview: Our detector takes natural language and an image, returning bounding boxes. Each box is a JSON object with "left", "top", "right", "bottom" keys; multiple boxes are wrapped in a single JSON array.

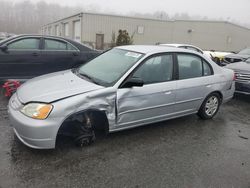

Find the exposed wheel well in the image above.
[{"left": 56, "top": 109, "right": 109, "bottom": 140}]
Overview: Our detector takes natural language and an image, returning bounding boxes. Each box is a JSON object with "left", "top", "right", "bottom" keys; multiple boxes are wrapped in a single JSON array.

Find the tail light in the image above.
[{"left": 233, "top": 72, "right": 236, "bottom": 81}]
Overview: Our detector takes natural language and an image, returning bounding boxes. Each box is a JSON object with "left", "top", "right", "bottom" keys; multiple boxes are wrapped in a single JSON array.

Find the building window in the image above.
[
  {"left": 55, "top": 25, "right": 60, "bottom": 36},
  {"left": 64, "top": 23, "right": 69, "bottom": 37},
  {"left": 73, "top": 20, "right": 81, "bottom": 42},
  {"left": 137, "top": 26, "right": 144, "bottom": 34},
  {"left": 48, "top": 27, "right": 52, "bottom": 35}
]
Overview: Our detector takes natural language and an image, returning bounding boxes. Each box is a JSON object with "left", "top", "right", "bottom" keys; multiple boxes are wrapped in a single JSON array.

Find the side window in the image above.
[
  {"left": 177, "top": 54, "right": 203, "bottom": 79},
  {"left": 8, "top": 38, "right": 40, "bottom": 50},
  {"left": 133, "top": 54, "right": 173, "bottom": 84},
  {"left": 203, "top": 60, "right": 212, "bottom": 76},
  {"left": 44, "top": 39, "right": 67, "bottom": 50},
  {"left": 67, "top": 43, "right": 78, "bottom": 51},
  {"left": 44, "top": 39, "right": 77, "bottom": 51}
]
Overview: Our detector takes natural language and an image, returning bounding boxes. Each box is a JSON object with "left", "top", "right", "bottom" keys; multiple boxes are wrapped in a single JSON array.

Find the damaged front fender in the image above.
[{"left": 48, "top": 87, "right": 118, "bottom": 139}]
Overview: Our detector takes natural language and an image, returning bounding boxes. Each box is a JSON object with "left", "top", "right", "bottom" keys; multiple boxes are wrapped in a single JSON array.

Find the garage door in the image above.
[{"left": 73, "top": 21, "right": 81, "bottom": 43}]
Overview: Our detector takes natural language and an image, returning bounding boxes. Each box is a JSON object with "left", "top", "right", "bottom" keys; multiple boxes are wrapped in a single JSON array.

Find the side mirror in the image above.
[
  {"left": 122, "top": 77, "right": 144, "bottom": 88},
  {"left": 0, "top": 45, "right": 8, "bottom": 52}
]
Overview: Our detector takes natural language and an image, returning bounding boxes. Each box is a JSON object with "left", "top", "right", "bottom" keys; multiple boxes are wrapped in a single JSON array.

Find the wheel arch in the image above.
[
  {"left": 56, "top": 108, "right": 109, "bottom": 140},
  {"left": 199, "top": 90, "right": 223, "bottom": 110},
  {"left": 210, "top": 90, "right": 223, "bottom": 102}
]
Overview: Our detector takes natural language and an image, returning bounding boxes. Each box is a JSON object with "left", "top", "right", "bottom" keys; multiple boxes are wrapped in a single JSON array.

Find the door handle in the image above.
[
  {"left": 206, "top": 85, "right": 211, "bottom": 88},
  {"left": 72, "top": 52, "right": 79, "bottom": 56},
  {"left": 32, "top": 52, "right": 39, "bottom": 56}
]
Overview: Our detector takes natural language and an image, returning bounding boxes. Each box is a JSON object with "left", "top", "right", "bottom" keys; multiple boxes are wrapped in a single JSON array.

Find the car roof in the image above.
[
  {"left": 116, "top": 45, "right": 199, "bottom": 54},
  {"left": 12, "top": 34, "right": 67, "bottom": 39},
  {"left": 160, "top": 43, "right": 186, "bottom": 47},
  {"left": 12, "top": 34, "right": 80, "bottom": 44},
  {"left": 160, "top": 43, "right": 203, "bottom": 49},
  {"left": 0, "top": 34, "right": 93, "bottom": 51}
]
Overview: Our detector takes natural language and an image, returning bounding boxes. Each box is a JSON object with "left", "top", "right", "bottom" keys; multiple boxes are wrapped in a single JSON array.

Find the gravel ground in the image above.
[{"left": 0, "top": 93, "right": 250, "bottom": 188}]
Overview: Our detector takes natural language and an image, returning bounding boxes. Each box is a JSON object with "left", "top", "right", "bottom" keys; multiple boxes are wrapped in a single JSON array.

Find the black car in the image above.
[
  {"left": 0, "top": 35, "right": 100, "bottom": 83},
  {"left": 224, "top": 48, "right": 250, "bottom": 64}
]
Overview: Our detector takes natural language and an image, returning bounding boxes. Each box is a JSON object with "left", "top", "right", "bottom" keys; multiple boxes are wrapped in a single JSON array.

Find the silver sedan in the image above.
[{"left": 8, "top": 45, "right": 235, "bottom": 149}]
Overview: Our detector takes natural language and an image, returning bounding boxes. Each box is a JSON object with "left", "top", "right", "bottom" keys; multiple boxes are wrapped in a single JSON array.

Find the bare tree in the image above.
[{"left": 0, "top": 0, "right": 81, "bottom": 34}]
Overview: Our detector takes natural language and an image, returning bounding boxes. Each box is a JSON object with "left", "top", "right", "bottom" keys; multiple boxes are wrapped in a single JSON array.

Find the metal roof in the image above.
[
  {"left": 116, "top": 45, "right": 197, "bottom": 54},
  {"left": 41, "top": 12, "right": 250, "bottom": 31}
]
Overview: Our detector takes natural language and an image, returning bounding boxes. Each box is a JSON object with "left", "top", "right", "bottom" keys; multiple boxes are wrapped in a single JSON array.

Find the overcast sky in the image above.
[{"left": 8, "top": 0, "right": 250, "bottom": 25}]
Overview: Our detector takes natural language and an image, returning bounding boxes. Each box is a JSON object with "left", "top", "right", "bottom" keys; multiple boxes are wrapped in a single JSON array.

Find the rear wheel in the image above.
[{"left": 198, "top": 93, "right": 221, "bottom": 119}]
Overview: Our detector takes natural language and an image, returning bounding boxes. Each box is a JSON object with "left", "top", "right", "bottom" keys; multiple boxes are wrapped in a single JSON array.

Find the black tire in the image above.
[
  {"left": 71, "top": 117, "right": 96, "bottom": 148},
  {"left": 74, "top": 133, "right": 95, "bottom": 147},
  {"left": 198, "top": 93, "right": 221, "bottom": 120}
]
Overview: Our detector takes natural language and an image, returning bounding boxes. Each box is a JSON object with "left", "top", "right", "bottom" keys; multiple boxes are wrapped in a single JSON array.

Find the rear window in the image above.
[
  {"left": 44, "top": 39, "right": 67, "bottom": 50},
  {"left": 177, "top": 54, "right": 213, "bottom": 79},
  {"left": 44, "top": 39, "right": 77, "bottom": 51}
]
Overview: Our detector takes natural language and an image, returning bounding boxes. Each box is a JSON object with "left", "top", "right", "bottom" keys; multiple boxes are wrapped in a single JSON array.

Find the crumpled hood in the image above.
[
  {"left": 17, "top": 70, "right": 103, "bottom": 103},
  {"left": 226, "top": 62, "right": 250, "bottom": 73}
]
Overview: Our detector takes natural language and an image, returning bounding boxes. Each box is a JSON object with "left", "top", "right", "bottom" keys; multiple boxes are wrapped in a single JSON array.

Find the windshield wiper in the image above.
[{"left": 77, "top": 71, "right": 100, "bottom": 85}]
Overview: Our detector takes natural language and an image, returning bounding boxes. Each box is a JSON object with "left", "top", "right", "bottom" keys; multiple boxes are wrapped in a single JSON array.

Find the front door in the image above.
[
  {"left": 0, "top": 37, "right": 42, "bottom": 80},
  {"left": 116, "top": 53, "right": 176, "bottom": 129}
]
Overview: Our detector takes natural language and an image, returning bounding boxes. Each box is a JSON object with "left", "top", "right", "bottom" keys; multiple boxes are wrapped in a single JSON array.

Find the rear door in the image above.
[
  {"left": 175, "top": 53, "right": 214, "bottom": 114},
  {"left": 0, "top": 37, "right": 42, "bottom": 80},
  {"left": 40, "top": 37, "right": 80, "bottom": 75}
]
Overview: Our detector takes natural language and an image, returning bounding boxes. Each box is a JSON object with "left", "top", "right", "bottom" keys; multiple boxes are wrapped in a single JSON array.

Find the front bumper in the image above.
[
  {"left": 235, "top": 81, "right": 250, "bottom": 95},
  {"left": 8, "top": 94, "right": 58, "bottom": 149}
]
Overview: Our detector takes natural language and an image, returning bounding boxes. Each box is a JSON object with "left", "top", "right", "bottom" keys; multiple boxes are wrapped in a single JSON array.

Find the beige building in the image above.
[{"left": 41, "top": 12, "right": 250, "bottom": 51}]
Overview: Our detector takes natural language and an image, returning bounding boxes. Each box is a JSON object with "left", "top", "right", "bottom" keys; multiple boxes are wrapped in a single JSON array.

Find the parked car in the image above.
[
  {"left": 203, "top": 50, "right": 231, "bottom": 66},
  {"left": 159, "top": 43, "right": 204, "bottom": 54},
  {"left": 226, "top": 58, "right": 250, "bottom": 94},
  {"left": 159, "top": 43, "right": 229, "bottom": 66},
  {"left": 224, "top": 48, "right": 250, "bottom": 64},
  {"left": 0, "top": 32, "right": 7, "bottom": 41},
  {"left": 8, "top": 45, "right": 235, "bottom": 149},
  {"left": 0, "top": 36, "right": 6, "bottom": 41},
  {"left": 0, "top": 34, "right": 100, "bottom": 83}
]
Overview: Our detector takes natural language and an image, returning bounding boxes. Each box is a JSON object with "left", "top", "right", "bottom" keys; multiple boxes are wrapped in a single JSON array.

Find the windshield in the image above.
[
  {"left": 238, "top": 48, "right": 250, "bottom": 55},
  {"left": 77, "top": 48, "right": 144, "bottom": 86}
]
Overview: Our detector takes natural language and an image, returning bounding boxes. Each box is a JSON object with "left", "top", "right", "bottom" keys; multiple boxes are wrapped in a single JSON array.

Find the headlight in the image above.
[{"left": 21, "top": 103, "right": 53, "bottom": 120}]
